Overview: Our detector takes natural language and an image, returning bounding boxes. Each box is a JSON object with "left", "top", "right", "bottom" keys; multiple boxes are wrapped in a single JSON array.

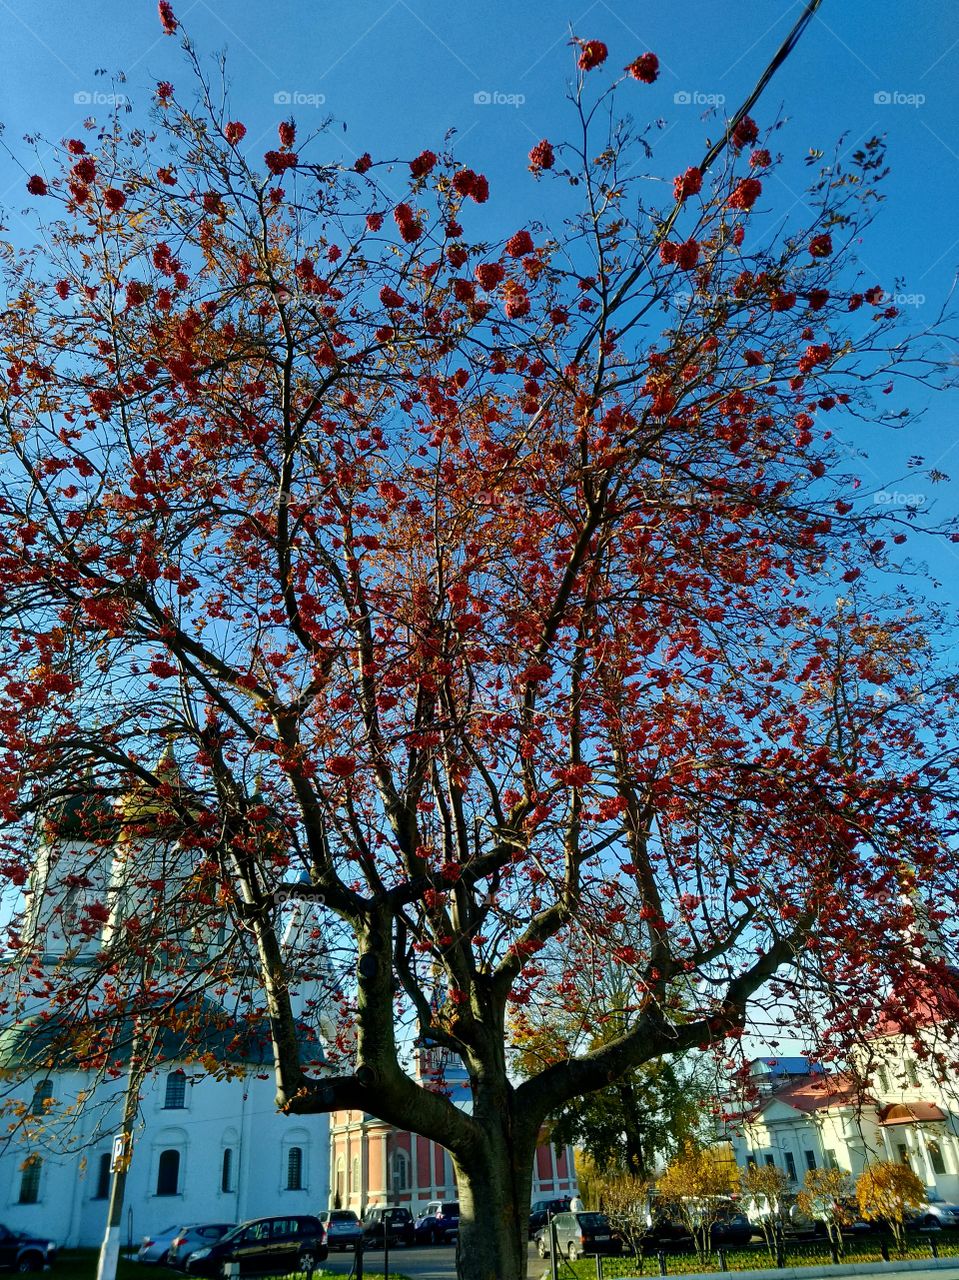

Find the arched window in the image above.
[
  {"left": 351, "top": 1156, "right": 360, "bottom": 1192},
  {"left": 286, "top": 1146, "right": 303, "bottom": 1191},
  {"left": 156, "top": 1149, "right": 180, "bottom": 1196},
  {"left": 95, "top": 1152, "right": 111, "bottom": 1200},
  {"left": 334, "top": 1158, "right": 345, "bottom": 1209},
  {"left": 29, "top": 1080, "right": 52, "bottom": 1116},
  {"left": 164, "top": 1071, "right": 186, "bottom": 1109},
  {"left": 18, "top": 1156, "right": 41, "bottom": 1204},
  {"left": 221, "top": 1148, "right": 233, "bottom": 1193},
  {"left": 391, "top": 1150, "right": 409, "bottom": 1193}
]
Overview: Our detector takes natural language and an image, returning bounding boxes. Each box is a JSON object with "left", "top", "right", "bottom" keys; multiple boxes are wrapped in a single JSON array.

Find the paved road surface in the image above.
[{"left": 317, "top": 1242, "right": 548, "bottom": 1278}]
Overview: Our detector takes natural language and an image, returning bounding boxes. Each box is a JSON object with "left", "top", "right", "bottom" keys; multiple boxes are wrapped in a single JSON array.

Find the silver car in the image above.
[
  {"left": 138, "top": 1225, "right": 188, "bottom": 1265},
  {"left": 168, "top": 1224, "right": 235, "bottom": 1269},
  {"left": 911, "top": 1198, "right": 959, "bottom": 1229},
  {"left": 321, "top": 1211, "right": 363, "bottom": 1252}
]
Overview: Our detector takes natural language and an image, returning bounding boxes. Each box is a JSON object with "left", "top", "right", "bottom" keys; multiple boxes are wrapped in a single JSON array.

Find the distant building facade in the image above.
[
  {"left": 722, "top": 1037, "right": 959, "bottom": 1204},
  {"left": 0, "top": 761, "right": 331, "bottom": 1249},
  {"left": 329, "top": 1045, "right": 578, "bottom": 1216}
]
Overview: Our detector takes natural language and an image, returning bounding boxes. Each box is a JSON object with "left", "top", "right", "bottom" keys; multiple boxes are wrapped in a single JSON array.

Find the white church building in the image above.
[
  {"left": 0, "top": 760, "right": 332, "bottom": 1249},
  {"left": 721, "top": 1006, "right": 959, "bottom": 1203}
]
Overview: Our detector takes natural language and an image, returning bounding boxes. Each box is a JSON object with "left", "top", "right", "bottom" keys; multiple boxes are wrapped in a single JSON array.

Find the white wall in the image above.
[{"left": 0, "top": 1067, "right": 330, "bottom": 1248}]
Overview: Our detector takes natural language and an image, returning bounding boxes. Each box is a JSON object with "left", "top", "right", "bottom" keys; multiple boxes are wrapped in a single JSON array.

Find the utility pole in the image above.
[
  {"left": 95, "top": 1048, "right": 146, "bottom": 1280},
  {"left": 96, "top": 957, "right": 155, "bottom": 1280}
]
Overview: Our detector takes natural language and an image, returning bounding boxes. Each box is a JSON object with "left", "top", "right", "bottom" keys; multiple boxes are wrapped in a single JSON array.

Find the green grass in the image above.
[
  {"left": 53, "top": 1252, "right": 149, "bottom": 1280},
  {"left": 561, "top": 1231, "right": 959, "bottom": 1277},
  {"left": 50, "top": 1254, "right": 410, "bottom": 1280}
]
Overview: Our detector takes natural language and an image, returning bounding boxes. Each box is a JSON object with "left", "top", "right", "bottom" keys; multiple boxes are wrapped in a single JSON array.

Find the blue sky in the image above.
[
  {"left": 1, "top": 2, "right": 957, "bottom": 1057},
  {"left": 3, "top": 0, "right": 958, "bottom": 591}
]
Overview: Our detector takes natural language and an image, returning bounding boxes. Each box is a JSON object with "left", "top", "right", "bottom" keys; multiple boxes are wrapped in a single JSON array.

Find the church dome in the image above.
[{"left": 43, "top": 778, "right": 117, "bottom": 843}]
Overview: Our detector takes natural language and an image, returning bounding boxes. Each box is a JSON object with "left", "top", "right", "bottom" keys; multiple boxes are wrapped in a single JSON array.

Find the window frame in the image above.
[
  {"left": 94, "top": 1151, "right": 111, "bottom": 1200},
  {"left": 156, "top": 1148, "right": 181, "bottom": 1197},
  {"left": 163, "top": 1070, "right": 187, "bottom": 1110},
  {"left": 17, "top": 1156, "right": 42, "bottom": 1205},
  {"left": 286, "top": 1146, "right": 304, "bottom": 1192}
]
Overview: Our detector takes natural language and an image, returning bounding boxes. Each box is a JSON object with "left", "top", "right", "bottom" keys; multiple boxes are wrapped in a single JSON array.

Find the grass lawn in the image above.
[
  {"left": 561, "top": 1232, "right": 959, "bottom": 1277},
  {"left": 51, "top": 1256, "right": 409, "bottom": 1280}
]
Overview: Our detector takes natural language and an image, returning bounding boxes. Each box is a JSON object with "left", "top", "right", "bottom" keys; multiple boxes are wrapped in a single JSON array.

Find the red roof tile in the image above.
[{"left": 758, "top": 1074, "right": 869, "bottom": 1115}]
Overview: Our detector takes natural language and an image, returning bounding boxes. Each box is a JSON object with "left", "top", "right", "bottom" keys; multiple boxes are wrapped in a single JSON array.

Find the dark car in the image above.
[
  {"left": 168, "top": 1226, "right": 235, "bottom": 1270},
  {"left": 528, "top": 1198, "right": 571, "bottom": 1239},
  {"left": 710, "top": 1212, "right": 754, "bottom": 1248},
  {"left": 536, "top": 1212, "right": 623, "bottom": 1261},
  {"left": 0, "top": 1226, "right": 58, "bottom": 1274},
  {"left": 362, "top": 1207, "right": 415, "bottom": 1248},
  {"left": 184, "top": 1216, "right": 327, "bottom": 1277},
  {"left": 320, "top": 1212, "right": 363, "bottom": 1253},
  {"left": 414, "top": 1202, "right": 460, "bottom": 1246}
]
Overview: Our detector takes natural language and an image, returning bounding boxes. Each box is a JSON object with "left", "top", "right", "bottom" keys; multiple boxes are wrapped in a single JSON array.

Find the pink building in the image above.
[{"left": 329, "top": 1046, "right": 577, "bottom": 1215}]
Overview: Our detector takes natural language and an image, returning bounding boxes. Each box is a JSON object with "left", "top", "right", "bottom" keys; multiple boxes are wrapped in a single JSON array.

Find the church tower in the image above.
[{"left": 23, "top": 777, "right": 116, "bottom": 960}]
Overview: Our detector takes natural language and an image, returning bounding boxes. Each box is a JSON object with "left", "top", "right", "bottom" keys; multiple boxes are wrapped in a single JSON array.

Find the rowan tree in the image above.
[{"left": 0, "top": 3, "right": 957, "bottom": 1278}]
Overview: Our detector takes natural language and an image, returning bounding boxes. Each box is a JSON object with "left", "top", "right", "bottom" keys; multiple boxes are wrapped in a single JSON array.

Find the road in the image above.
[{"left": 317, "top": 1243, "right": 548, "bottom": 1278}]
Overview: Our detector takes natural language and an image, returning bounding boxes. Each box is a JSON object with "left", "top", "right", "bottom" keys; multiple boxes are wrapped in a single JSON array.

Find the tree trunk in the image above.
[{"left": 451, "top": 1116, "right": 536, "bottom": 1280}]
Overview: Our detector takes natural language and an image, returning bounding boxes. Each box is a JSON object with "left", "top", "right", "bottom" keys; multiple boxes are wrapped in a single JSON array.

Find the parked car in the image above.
[
  {"left": 908, "top": 1197, "right": 959, "bottom": 1229},
  {"left": 644, "top": 1204, "right": 753, "bottom": 1249},
  {"left": 528, "top": 1197, "right": 571, "bottom": 1239},
  {"left": 168, "top": 1226, "right": 235, "bottom": 1270},
  {"left": 184, "top": 1216, "right": 327, "bottom": 1276},
  {"left": 536, "top": 1212, "right": 623, "bottom": 1261},
  {"left": 711, "top": 1211, "right": 754, "bottom": 1248},
  {"left": 361, "top": 1206, "right": 415, "bottom": 1248},
  {"left": 0, "top": 1225, "right": 58, "bottom": 1273},
  {"left": 139, "top": 1225, "right": 189, "bottom": 1265},
  {"left": 789, "top": 1197, "right": 872, "bottom": 1237},
  {"left": 413, "top": 1201, "right": 459, "bottom": 1246},
  {"left": 320, "top": 1211, "right": 363, "bottom": 1252}
]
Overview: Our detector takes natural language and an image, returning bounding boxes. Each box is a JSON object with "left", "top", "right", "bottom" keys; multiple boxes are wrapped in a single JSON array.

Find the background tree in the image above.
[
  {"left": 598, "top": 1171, "right": 653, "bottom": 1264},
  {"left": 658, "top": 1144, "right": 739, "bottom": 1262},
  {"left": 0, "top": 4, "right": 957, "bottom": 1279},
  {"left": 856, "top": 1162, "right": 926, "bottom": 1255},
  {"left": 798, "top": 1166, "right": 854, "bottom": 1254},
  {"left": 739, "top": 1163, "right": 791, "bottom": 1262},
  {"left": 513, "top": 957, "right": 711, "bottom": 1177}
]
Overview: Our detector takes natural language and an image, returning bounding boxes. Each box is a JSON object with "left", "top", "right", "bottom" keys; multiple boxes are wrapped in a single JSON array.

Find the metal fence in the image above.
[{"left": 561, "top": 1230, "right": 959, "bottom": 1278}]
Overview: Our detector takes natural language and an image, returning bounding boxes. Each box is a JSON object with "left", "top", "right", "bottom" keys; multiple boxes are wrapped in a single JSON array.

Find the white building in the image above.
[
  {"left": 723, "top": 1027, "right": 959, "bottom": 1203},
  {"left": 0, "top": 760, "right": 332, "bottom": 1249}
]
